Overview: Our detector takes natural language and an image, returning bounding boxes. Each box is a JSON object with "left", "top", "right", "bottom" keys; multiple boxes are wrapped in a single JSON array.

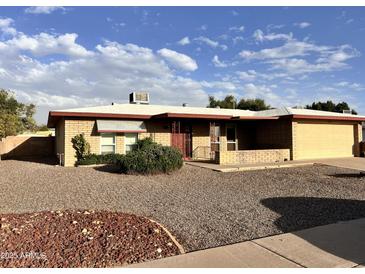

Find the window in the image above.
[
  {"left": 226, "top": 125, "right": 237, "bottom": 151},
  {"left": 100, "top": 133, "right": 116, "bottom": 154},
  {"left": 125, "top": 133, "right": 138, "bottom": 153}
]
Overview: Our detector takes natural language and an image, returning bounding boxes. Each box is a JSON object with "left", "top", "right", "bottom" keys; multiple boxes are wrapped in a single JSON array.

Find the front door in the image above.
[{"left": 171, "top": 121, "right": 192, "bottom": 159}]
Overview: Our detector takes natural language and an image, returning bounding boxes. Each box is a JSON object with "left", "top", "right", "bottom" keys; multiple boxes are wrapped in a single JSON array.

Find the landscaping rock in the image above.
[{"left": 0, "top": 210, "right": 180, "bottom": 267}]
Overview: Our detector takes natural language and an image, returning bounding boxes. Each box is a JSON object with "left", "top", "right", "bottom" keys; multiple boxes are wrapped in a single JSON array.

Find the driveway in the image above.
[
  {"left": 316, "top": 157, "right": 365, "bottom": 171},
  {"left": 1, "top": 160, "right": 365, "bottom": 252}
]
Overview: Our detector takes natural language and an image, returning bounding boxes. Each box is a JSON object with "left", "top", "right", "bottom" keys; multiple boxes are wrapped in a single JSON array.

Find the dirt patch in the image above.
[{"left": 0, "top": 210, "right": 180, "bottom": 267}]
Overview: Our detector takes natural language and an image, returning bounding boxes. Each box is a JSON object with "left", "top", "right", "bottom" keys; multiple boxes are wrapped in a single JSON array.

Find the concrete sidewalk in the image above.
[
  {"left": 129, "top": 217, "right": 365, "bottom": 268},
  {"left": 186, "top": 157, "right": 365, "bottom": 173}
]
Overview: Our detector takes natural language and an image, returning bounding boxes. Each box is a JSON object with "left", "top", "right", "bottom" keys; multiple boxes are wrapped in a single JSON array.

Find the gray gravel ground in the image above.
[{"left": 1, "top": 160, "right": 365, "bottom": 252}]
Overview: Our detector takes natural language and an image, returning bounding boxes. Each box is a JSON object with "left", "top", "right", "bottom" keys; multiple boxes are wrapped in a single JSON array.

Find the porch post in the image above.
[{"left": 354, "top": 122, "right": 362, "bottom": 157}]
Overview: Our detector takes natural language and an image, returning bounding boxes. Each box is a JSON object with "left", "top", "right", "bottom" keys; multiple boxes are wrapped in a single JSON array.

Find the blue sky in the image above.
[{"left": 0, "top": 6, "right": 365, "bottom": 123}]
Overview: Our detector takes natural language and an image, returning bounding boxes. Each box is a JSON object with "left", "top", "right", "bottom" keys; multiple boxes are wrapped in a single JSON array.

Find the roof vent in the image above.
[
  {"left": 129, "top": 92, "right": 150, "bottom": 105},
  {"left": 182, "top": 103, "right": 188, "bottom": 107}
]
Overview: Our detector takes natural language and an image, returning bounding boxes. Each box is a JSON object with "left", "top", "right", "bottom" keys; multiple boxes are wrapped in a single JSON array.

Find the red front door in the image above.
[{"left": 171, "top": 121, "right": 192, "bottom": 159}]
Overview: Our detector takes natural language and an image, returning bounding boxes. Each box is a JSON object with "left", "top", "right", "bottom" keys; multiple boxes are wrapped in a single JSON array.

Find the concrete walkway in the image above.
[
  {"left": 316, "top": 157, "right": 365, "bottom": 172},
  {"left": 186, "top": 157, "right": 365, "bottom": 172},
  {"left": 186, "top": 159, "right": 315, "bottom": 172},
  {"left": 129, "top": 217, "right": 365, "bottom": 268}
]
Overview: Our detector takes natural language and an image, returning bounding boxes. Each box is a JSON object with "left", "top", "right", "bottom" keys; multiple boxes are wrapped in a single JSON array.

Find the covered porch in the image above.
[{"left": 190, "top": 118, "right": 293, "bottom": 165}]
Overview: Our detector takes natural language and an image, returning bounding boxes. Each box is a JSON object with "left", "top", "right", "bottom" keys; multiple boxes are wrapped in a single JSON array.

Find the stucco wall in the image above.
[{"left": 0, "top": 136, "right": 55, "bottom": 159}]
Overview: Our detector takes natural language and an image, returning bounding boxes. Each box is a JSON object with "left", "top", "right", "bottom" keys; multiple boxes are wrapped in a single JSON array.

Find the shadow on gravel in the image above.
[
  {"left": 328, "top": 173, "right": 365, "bottom": 178},
  {"left": 261, "top": 197, "right": 365, "bottom": 265},
  {"left": 93, "top": 165, "right": 121, "bottom": 174}
]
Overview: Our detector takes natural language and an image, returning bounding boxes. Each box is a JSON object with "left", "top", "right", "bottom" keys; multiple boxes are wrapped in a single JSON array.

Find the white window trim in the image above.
[
  {"left": 100, "top": 133, "right": 116, "bottom": 154},
  {"left": 124, "top": 133, "right": 138, "bottom": 153},
  {"left": 226, "top": 124, "right": 237, "bottom": 151}
]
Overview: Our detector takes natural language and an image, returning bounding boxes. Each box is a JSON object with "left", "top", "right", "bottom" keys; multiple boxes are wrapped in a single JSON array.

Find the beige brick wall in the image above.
[
  {"left": 62, "top": 119, "right": 171, "bottom": 166},
  {"left": 64, "top": 119, "right": 100, "bottom": 166},
  {"left": 139, "top": 121, "right": 171, "bottom": 146},
  {"left": 218, "top": 149, "right": 290, "bottom": 165},
  {"left": 192, "top": 122, "right": 210, "bottom": 159}
]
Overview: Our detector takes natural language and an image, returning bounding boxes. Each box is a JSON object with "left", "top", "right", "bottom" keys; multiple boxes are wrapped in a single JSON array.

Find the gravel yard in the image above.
[
  {"left": 1, "top": 160, "right": 365, "bottom": 252},
  {"left": 0, "top": 210, "right": 180, "bottom": 267}
]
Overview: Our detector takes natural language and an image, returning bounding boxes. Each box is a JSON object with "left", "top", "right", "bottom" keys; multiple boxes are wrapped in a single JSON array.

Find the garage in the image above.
[{"left": 295, "top": 120, "right": 356, "bottom": 160}]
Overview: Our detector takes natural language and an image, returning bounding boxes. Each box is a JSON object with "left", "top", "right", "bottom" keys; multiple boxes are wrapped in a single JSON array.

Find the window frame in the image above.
[
  {"left": 226, "top": 124, "right": 237, "bottom": 151},
  {"left": 100, "top": 133, "right": 116, "bottom": 155},
  {"left": 124, "top": 133, "right": 138, "bottom": 153}
]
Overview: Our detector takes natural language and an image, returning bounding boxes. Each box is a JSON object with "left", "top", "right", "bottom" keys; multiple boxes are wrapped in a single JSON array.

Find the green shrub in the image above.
[
  {"left": 76, "top": 153, "right": 124, "bottom": 166},
  {"left": 71, "top": 134, "right": 90, "bottom": 161},
  {"left": 117, "top": 137, "right": 183, "bottom": 174}
]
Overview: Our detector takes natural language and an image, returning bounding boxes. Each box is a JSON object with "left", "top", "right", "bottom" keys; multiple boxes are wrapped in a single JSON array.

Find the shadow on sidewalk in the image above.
[{"left": 261, "top": 197, "right": 365, "bottom": 265}]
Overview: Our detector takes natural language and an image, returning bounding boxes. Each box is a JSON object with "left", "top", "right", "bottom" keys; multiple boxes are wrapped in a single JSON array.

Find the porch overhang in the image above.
[
  {"left": 96, "top": 120, "right": 147, "bottom": 133},
  {"left": 151, "top": 112, "right": 233, "bottom": 120},
  {"left": 231, "top": 116, "right": 279, "bottom": 120},
  {"left": 47, "top": 111, "right": 152, "bottom": 128},
  {"left": 290, "top": 114, "right": 365, "bottom": 122}
]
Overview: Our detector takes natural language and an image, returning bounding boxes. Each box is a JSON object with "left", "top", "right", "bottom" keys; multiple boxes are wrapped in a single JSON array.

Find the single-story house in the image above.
[{"left": 47, "top": 92, "right": 365, "bottom": 167}]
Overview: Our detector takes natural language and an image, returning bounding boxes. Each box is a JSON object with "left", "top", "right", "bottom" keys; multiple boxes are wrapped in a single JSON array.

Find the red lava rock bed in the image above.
[{"left": 0, "top": 210, "right": 181, "bottom": 267}]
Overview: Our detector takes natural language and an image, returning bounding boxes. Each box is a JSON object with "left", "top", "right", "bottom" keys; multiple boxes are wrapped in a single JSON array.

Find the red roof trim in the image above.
[
  {"left": 98, "top": 130, "right": 147, "bottom": 133},
  {"left": 291, "top": 114, "right": 365, "bottom": 121},
  {"left": 49, "top": 111, "right": 151, "bottom": 119},
  {"left": 152, "top": 112, "right": 232, "bottom": 120},
  {"left": 232, "top": 116, "right": 279, "bottom": 120}
]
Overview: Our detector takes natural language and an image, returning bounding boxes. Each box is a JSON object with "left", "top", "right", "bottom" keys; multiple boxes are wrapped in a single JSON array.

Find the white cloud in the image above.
[
  {"left": 229, "top": 25, "right": 245, "bottom": 32},
  {"left": 177, "top": 36, "right": 190, "bottom": 46},
  {"left": 266, "top": 24, "right": 285, "bottom": 31},
  {"left": 201, "top": 81, "right": 236, "bottom": 91},
  {"left": 7, "top": 33, "right": 93, "bottom": 58},
  {"left": 198, "top": 24, "right": 208, "bottom": 31},
  {"left": 24, "top": 6, "right": 65, "bottom": 14},
  {"left": 0, "top": 20, "right": 211, "bottom": 123},
  {"left": 335, "top": 81, "right": 364, "bottom": 91},
  {"left": 231, "top": 10, "right": 239, "bottom": 16},
  {"left": 194, "top": 36, "right": 219, "bottom": 48},
  {"left": 240, "top": 40, "right": 331, "bottom": 60},
  {"left": 0, "top": 18, "right": 16, "bottom": 35},
  {"left": 243, "top": 83, "right": 281, "bottom": 103},
  {"left": 294, "top": 22, "right": 311, "bottom": 29},
  {"left": 236, "top": 70, "right": 257, "bottom": 81},
  {"left": 232, "top": 36, "right": 244, "bottom": 45},
  {"left": 212, "top": 55, "right": 228, "bottom": 68},
  {"left": 157, "top": 48, "right": 198, "bottom": 71},
  {"left": 194, "top": 36, "right": 228, "bottom": 50},
  {"left": 253, "top": 29, "right": 293, "bottom": 42}
]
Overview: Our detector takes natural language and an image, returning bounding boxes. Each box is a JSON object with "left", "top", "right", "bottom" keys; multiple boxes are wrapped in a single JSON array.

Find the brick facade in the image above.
[
  {"left": 55, "top": 117, "right": 362, "bottom": 167},
  {"left": 218, "top": 149, "right": 290, "bottom": 165},
  {"left": 192, "top": 122, "right": 210, "bottom": 159},
  {"left": 59, "top": 119, "right": 172, "bottom": 166}
]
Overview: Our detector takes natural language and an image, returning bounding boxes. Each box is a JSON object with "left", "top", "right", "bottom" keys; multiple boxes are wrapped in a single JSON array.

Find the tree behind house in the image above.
[
  {"left": 208, "top": 95, "right": 270, "bottom": 111},
  {"left": 305, "top": 100, "right": 357, "bottom": 115},
  {"left": 0, "top": 89, "right": 37, "bottom": 138}
]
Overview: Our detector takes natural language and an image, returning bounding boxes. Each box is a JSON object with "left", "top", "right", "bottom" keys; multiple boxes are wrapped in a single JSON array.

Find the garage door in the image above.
[{"left": 296, "top": 121, "right": 355, "bottom": 159}]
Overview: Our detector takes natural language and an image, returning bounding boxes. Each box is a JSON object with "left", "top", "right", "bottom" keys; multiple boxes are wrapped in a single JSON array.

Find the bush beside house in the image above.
[
  {"left": 117, "top": 138, "right": 183, "bottom": 174},
  {"left": 72, "top": 135, "right": 183, "bottom": 174}
]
